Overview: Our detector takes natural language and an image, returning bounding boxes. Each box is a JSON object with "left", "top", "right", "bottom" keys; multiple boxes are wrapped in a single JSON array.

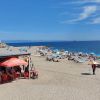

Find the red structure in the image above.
[
  {"left": 0, "top": 53, "right": 31, "bottom": 84},
  {"left": 0, "top": 57, "right": 28, "bottom": 67}
]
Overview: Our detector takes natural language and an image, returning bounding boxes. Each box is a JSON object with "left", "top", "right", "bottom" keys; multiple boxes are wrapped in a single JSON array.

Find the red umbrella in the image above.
[{"left": 0, "top": 57, "right": 28, "bottom": 67}]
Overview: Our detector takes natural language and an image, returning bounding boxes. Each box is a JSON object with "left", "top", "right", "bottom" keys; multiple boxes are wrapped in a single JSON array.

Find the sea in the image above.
[{"left": 5, "top": 41, "right": 100, "bottom": 55}]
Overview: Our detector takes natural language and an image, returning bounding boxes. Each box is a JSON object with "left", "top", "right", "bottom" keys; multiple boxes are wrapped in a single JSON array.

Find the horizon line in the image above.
[{"left": 1, "top": 40, "right": 100, "bottom": 43}]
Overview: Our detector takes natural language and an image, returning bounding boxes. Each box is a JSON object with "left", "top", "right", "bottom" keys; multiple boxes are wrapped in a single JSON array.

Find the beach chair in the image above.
[
  {"left": 73, "top": 57, "right": 86, "bottom": 63},
  {"left": 39, "top": 50, "right": 47, "bottom": 56},
  {"left": 52, "top": 58, "right": 59, "bottom": 62},
  {"left": 24, "top": 72, "right": 29, "bottom": 78},
  {"left": 68, "top": 56, "right": 75, "bottom": 60},
  {"left": 1, "top": 73, "right": 8, "bottom": 83},
  {"left": 14, "top": 72, "right": 20, "bottom": 79},
  {"left": 46, "top": 55, "right": 53, "bottom": 61}
]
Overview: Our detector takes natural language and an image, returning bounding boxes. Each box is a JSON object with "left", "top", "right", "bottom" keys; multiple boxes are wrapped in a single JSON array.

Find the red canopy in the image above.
[{"left": 0, "top": 57, "right": 28, "bottom": 67}]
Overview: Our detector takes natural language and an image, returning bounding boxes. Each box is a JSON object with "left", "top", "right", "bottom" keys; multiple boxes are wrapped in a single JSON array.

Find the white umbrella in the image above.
[{"left": 88, "top": 60, "right": 99, "bottom": 65}]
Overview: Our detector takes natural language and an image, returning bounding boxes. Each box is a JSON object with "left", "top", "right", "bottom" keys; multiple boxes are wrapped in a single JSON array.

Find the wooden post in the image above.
[{"left": 29, "top": 56, "right": 31, "bottom": 79}]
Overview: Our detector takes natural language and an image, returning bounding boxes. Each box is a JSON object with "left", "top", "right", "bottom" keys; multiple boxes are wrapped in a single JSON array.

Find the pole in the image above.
[{"left": 29, "top": 56, "right": 31, "bottom": 79}]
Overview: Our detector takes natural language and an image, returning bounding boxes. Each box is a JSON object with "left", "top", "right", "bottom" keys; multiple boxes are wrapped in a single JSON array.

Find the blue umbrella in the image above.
[{"left": 90, "top": 52, "right": 95, "bottom": 55}]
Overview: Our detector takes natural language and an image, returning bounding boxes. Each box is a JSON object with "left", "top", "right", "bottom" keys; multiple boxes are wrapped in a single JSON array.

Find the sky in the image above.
[{"left": 0, "top": 0, "right": 100, "bottom": 41}]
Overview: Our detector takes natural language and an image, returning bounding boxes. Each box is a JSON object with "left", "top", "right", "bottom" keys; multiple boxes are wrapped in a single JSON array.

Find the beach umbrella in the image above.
[
  {"left": 65, "top": 51, "right": 68, "bottom": 53},
  {"left": 90, "top": 52, "right": 95, "bottom": 55},
  {"left": 88, "top": 60, "right": 99, "bottom": 65},
  {"left": 0, "top": 57, "right": 28, "bottom": 67},
  {"left": 85, "top": 53, "right": 88, "bottom": 56},
  {"left": 19, "top": 47, "right": 27, "bottom": 52},
  {"left": 56, "top": 51, "right": 60, "bottom": 55},
  {"left": 53, "top": 49, "right": 59, "bottom": 53},
  {"left": 79, "top": 52, "right": 82, "bottom": 54},
  {"left": 52, "top": 54, "right": 58, "bottom": 58}
]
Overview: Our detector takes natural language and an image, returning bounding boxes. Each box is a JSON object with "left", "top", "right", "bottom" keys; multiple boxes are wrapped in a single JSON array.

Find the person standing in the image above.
[
  {"left": 92, "top": 64, "right": 96, "bottom": 75},
  {"left": 88, "top": 59, "right": 97, "bottom": 75}
]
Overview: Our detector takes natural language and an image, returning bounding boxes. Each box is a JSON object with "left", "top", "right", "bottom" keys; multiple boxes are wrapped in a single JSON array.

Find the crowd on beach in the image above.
[
  {"left": 36, "top": 46, "right": 100, "bottom": 75},
  {"left": 36, "top": 46, "right": 97, "bottom": 62},
  {"left": 0, "top": 45, "right": 99, "bottom": 84},
  {"left": 0, "top": 66, "right": 38, "bottom": 84},
  {"left": 5, "top": 45, "right": 100, "bottom": 74}
]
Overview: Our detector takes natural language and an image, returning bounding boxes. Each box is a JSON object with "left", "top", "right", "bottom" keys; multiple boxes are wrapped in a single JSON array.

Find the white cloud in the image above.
[
  {"left": 60, "top": 0, "right": 100, "bottom": 24},
  {"left": 70, "top": 6, "right": 97, "bottom": 22},
  {"left": 92, "top": 17, "right": 100, "bottom": 24},
  {"left": 79, "top": 6, "right": 97, "bottom": 20},
  {"left": 61, "top": 0, "right": 100, "bottom": 5},
  {"left": 70, "top": 0, "right": 100, "bottom": 4},
  {"left": 84, "top": 0, "right": 100, "bottom": 3}
]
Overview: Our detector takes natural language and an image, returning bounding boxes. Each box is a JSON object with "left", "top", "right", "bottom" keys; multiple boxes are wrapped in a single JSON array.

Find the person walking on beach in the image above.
[
  {"left": 88, "top": 56, "right": 97, "bottom": 75},
  {"left": 89, "top": 59, "right": 97, "bottom": 75},
  {"left": 91, "top": 64, "right": 96, "bottom": 75}
]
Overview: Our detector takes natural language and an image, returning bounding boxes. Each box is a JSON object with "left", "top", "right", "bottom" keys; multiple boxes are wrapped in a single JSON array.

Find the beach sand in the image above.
[{"left": 0, "top": 46, "right": 100, "bottom": 100}]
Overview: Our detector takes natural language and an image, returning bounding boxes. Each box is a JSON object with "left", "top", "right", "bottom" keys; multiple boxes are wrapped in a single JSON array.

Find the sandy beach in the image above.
[
  {"left": 0, "top": 0, "right": 100, "bottom": 99},
  {"left": 0, "top": 46, "right": 100, "bottom": 100}
]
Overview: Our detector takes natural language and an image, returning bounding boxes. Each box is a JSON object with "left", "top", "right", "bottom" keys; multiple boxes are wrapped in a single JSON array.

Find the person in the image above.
[
  {"left": 14, "top": 66, "right": 21, "bottom": 78},
  {"left": 0, "top": 67, "right": 2, "bottom": 81},
  {"left": 91, "top": 59, "right": 97, "bottom": 75},
  {"left": 21, "top": 67, "right": 24, "bottom": 77},
  {"left": 25, "top": 66, "right": 29, "bottom": 72},
  {"left": 92, "top": 64, "right": 96, "bottom": 75},
  {"left": 6, "top": 67, "right": 14, "bottom": 81},
  {"left": 89, "top": 57, "right": 97, "bottom": 75},
  {"left": 30, "top": 67, "right": 38, "bottom": 79}
]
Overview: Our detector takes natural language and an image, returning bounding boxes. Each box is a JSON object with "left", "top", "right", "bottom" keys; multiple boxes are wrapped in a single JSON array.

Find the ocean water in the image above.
[{"left": 6, "top": 41, "right": 100, "bottom": 54}]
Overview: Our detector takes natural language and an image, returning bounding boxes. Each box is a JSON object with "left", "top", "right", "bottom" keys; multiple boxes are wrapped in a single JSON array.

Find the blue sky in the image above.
[{"left": 0, "top": 0, "right": 100, "bottom": 41}]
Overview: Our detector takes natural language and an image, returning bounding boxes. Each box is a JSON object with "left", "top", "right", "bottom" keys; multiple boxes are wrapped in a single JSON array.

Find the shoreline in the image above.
[{"left": 4, "top": 41, "right": 100, "bottom": 55}]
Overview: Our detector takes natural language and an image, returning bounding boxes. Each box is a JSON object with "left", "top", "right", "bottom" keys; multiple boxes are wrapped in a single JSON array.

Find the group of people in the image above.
[
  {"left": 0, "top": 56, "right": 38, "bottom": 84},
  {"left": 0, "top": 66, "right": 20, "bottom": 83}
]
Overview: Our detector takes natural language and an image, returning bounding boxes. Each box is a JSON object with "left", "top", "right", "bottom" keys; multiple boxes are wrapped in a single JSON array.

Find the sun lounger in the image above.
[
  {"left": 46, "top": 54, "right": 60, "bottom": 62},
  {"left": 68, "top": 56, "right": 75, "bottom": 60},
  {"left": 39, "top": 50, "right": 48, "bottom": 56},
  {"left": 46, "top": 55, "right": 53, "bottom": 61},
  {"left": 73, "top": 57, "right": 87, "bottom": 63},
  {"left": 53, "top": 58, "right": 59, "bottom": 62}
]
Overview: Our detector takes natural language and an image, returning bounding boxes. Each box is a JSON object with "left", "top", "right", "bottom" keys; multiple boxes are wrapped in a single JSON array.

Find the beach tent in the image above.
[{"left": 0, "top": 57, "right": 28, "bottom": 67}]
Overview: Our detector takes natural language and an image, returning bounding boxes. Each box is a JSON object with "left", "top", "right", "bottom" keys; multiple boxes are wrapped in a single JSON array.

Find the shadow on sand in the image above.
[
  {"left": 96, "top": 65, "right": 100, "bottom": 68},
  {"left": 81, "top": 73, "right": 92, "bottom": 75}
]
